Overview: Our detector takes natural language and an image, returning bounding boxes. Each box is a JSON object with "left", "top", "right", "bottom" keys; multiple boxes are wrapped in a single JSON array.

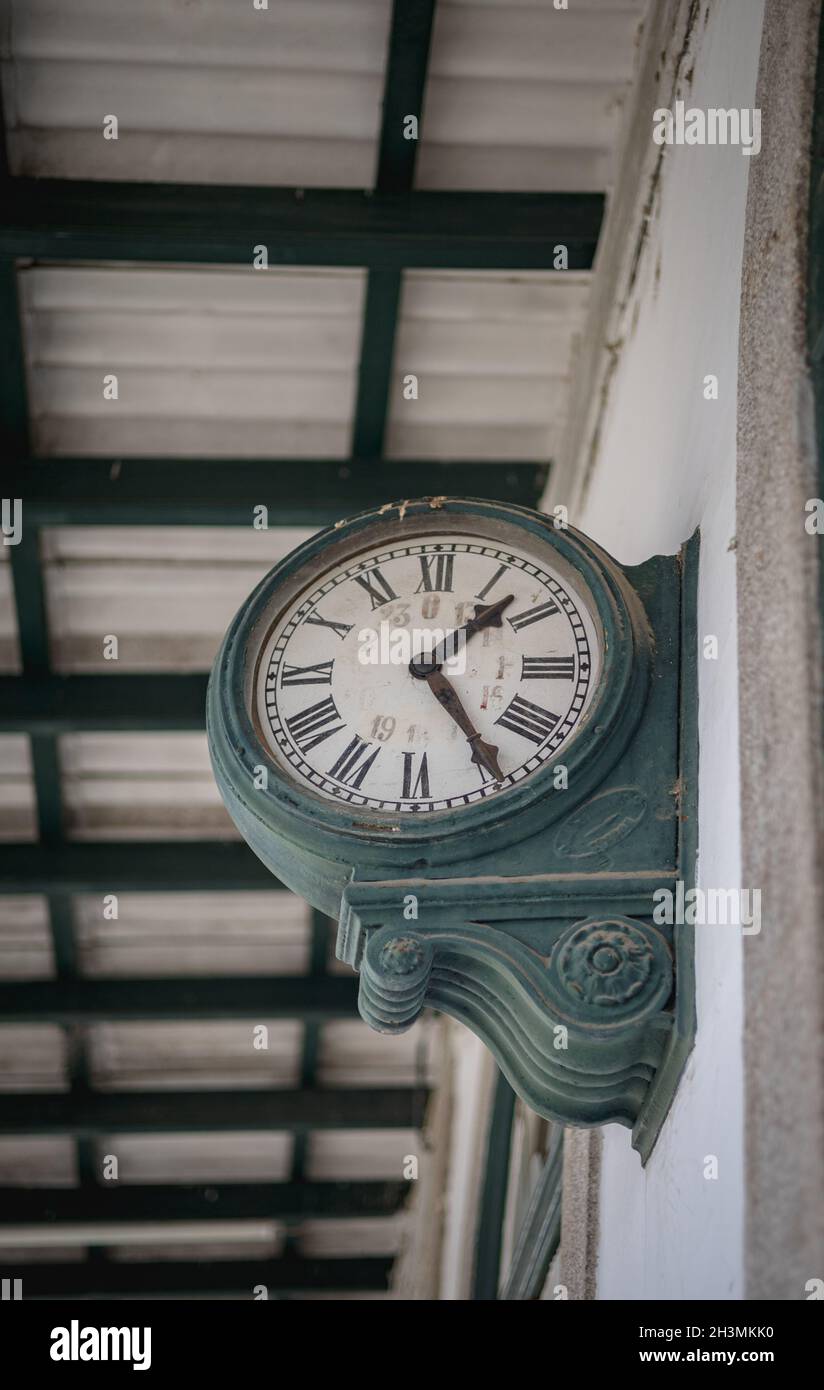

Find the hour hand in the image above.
[
  {"left": 409, "top": 594, "right": 514, "bottom": 677},
  {"left": 465, "top": 594, "right": 513, "bottom": 636},
  {"left": 424, "top": 669, "right": 504, "bottom": 783}
]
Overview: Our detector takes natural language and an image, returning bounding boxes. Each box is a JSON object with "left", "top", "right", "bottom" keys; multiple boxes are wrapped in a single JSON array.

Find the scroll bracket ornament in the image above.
[{"left": 338, "top": 891, "right": 677, "bottom": 1133}]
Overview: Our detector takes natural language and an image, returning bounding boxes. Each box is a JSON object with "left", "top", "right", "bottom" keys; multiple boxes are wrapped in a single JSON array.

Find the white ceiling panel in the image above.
[
  {"left": 0, "top": 1136, "right": 77, "bottom": 1185},
  {"left": 58, "top": 732, "right": 234, "bottom": 841},
  {"left": 20, "top": 263, "right": 365, "bottom": 459},
  {"left": 42, "top": 524, "right": 316, "bottom": 672},
  {"left": 109, "top": 1231, "right": 284, "bottom": 1262},
  {"left": 418, "top": 0, "right": 645, "bottom": 191},
  {"left": 318, "top": 1019, "right": 436, "bottom": 1089},
  {"left": 0, "top": 550, "right": 20, "bottom": 673},
  {"left": 0, "top": 896, "right": 53, "bottom": 980},
  {"left": 3, "top": 0, "right": 391, "bottom": 186},
  {"left": 97, "top": 1132, "right": 294, "bottom": 1184},
  {"left": 73, "top": 890, "right": 311, "bottom": 979},
  {"left": 0, "top": 733, "right": 37, "bottom": 841},
  {"left": 87, "top": 1020, "right": 303, "bottom": 1091},
  {"left": 0, "top": 1024, "right": 68, "bottom": 1091},
  {"left": 308, "top": 1130, "right": 420, "bottom": 1182},
  {"left": 386, "top": 270, "right": 590, "bottom": 461},
  {"left": 299, "top": 1215, "right": 407, "bottom": 1258},
  {"left": 3, "top": 1221, "right": 283, "bottom": 1258}
]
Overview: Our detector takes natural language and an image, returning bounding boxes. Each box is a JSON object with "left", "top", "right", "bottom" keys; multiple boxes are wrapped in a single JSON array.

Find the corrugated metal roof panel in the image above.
[
  {"left": 22, "top": 262, "right": 590, "bottom": 468},
  {"left": 86, "top": 1020, "right": 303, "bottom": 1091},
  {"left": 74, "top": 890, "right": 311, "bottom": 979},
  {"left": 109, "top": 1231, "right": 284, "bottom": 1262},
  {"left": 2, "top": 0, "right": 644, "bottom": 192},
  {"left": 0, "top": 551, "right": 20, "bottom": 674},
  {"left": 3, "top": 0, "right": 391, "bottom": 187},
  {"left": 0, "top": 896, "right": 53, "bottom": 980},
  {"left": 417, "top": 0, "right": 644, "bottom": 191},
  {"left": 307, "top": 1130, "right": 419, "bottom": 1181},
  {"left": 59, "top": 732, "right": 234, "bottom": 841},
  {"left": 0, "top": 1136, "right": 77, "bottom": 1185},
  {"left": 42, "top": 524, "right": 316, "bottom": 673},
  {"left": 318, "top": 1019, "right": 436, "bottom": 1089},
  {"left": 0, "top": 734, "right": 36, "bottom": 841},
  {"left": 386, "top": 269, "right": 590, "bottom": 460},
  {"left": 96, "top": 1132, "right": 294, "bottom": 1184},
  {"left": 299, "top": 1215, "right": 407, "bottom": 1257},
  {"left": 21, "top": 264, "right": 365, "bottom": 460},
  {"left": 0, "top": 1024, "right": 68, "bottom": 1091}
]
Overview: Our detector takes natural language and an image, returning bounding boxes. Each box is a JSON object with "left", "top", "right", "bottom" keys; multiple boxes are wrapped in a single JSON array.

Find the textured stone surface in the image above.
[
  {"left": 737, "top": 0, "right": 824, "bottom": 1302},
  {"left": 559, "top": 1128, "right": 601, "bottom": 1301}
]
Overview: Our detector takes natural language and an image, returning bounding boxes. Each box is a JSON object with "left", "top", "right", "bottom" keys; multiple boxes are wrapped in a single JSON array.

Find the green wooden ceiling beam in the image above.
[
  {"left": 351, "top": 1, "right": 436, "bottom": 459},
  {"left": 0, "top": 1181, "right": 407, "bottom": 1225},
  {"left": 0, "top": 841, "right": 281, "bottom": 893},
  {"left": 0, "top": 674, "right": 210, "bottom": 733},
  {"left": 0, "top": 179, "right": 603, "bottom": 269},
  {"left": 351, "top": 268, "right": 403, "bottom": 459},
  {"left": 471, "top": 1070, "right": 517, "bottom": 1301},
  {"left": 375, "top": 0, "right": 436, "bottom": 194},
  {"left": 0, "top": 976, "right": 357, "bottom": 1023},
  {"left": 0, "top": 1088, "right": 428, "bottom": 1135},
  {"left": 6, "top": 458, "right": 547, "bottom": 526},
  {"left": 0, "top": 163, "right": 80, "bottom": 1091},
  {"left": 18, "top": 1256, "right": 393, "bottom": 1298},
  {"left": 0, "top": 260, "right": 29, "bottom": 452}
]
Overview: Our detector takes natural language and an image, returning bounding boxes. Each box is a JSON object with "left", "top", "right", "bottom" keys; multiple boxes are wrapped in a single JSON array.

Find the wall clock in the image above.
[{"left": 208, "top": 498, "right": 698, "bottom": 1160}]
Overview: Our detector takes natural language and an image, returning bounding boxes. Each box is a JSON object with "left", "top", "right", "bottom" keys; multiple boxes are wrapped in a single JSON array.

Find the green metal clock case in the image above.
[{"left": 207, "top": 500, "right": 698, "bottom": 1159}]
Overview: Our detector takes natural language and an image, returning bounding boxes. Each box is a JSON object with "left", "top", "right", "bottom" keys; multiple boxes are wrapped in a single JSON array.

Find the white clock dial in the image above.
[{"left": 252, "top": 533, "right": 602, "bottom": 813}]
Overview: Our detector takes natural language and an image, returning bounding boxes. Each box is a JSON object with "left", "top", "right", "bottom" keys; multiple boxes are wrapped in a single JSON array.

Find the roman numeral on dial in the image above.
[
  {"left": 416, "top": 554, "right": 454, "bottom": 593},
  {"left": 286, "top": 697, "right": 346, "bottom": 752},
  {"left": 521, "top": 655, "right": 575, "bottom": 680},
  {"left": 475, "top": 564, "right": 509, "bottom": 602},
  {"left": 401, "top": 751, "right": 431, "bottom": 799},
  {"left": 507, "top": 599, "right": 560, "bottom": 631},
  {"left": 495, "top": 693, "right": 559, "bottom": 744},
  {"left": 280, "top": 660, "right": 334, "bottom": 687},
  {"left": 304, "top": 611, "right": 352, "bottom": 641},
  {"left": 328, "top": 736, "right": 380, "bottom": 789},
  {"left": 352, "top": 567, "right": 398, "bottom": 610}
]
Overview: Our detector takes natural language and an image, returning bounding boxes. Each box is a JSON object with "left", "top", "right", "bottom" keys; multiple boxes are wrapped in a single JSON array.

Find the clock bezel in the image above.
[{"left": 207, "top": 498, "right": 652, "bottom": 871}]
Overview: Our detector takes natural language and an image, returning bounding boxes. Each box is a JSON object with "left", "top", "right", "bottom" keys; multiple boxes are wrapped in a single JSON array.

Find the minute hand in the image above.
[
  {"left": 409, "top": 594, "right": 514, "bottom": 677},
  {"left": 423, "top": 669, "right": 504, "bottom": 783}
]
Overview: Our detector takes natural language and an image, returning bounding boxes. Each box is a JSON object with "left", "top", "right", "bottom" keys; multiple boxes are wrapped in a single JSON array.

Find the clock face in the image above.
[{"left": 252, "top": 530, "right": 603, "bottom": 814}]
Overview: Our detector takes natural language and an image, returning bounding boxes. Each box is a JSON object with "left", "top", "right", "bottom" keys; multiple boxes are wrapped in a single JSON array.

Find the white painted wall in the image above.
[
  {"left": 568, "top": 0, "right": 765, "bottom": 1300},
  {"left": 438, "top": 1027, "right": 496, "bottom": 1300}
]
